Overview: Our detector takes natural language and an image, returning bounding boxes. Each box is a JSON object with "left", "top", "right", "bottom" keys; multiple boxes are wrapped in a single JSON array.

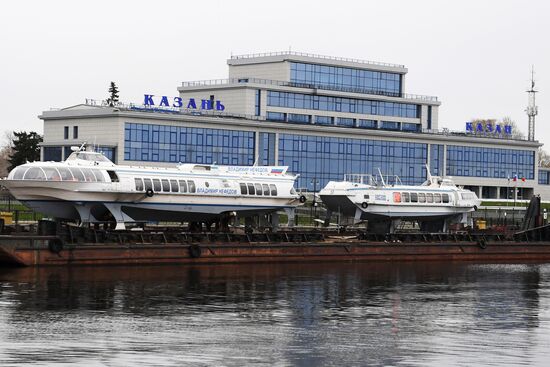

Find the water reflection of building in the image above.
[{"left": 0, "top": 263, "right": 545, "bottom": 365}]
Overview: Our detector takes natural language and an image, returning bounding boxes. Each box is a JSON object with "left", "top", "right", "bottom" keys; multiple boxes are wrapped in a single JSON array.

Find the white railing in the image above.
[
  {"left": 180, "top": 78, "right": 438, "bottom": 102},
  {"left": 230, "top": 51, "right": 405, "bottom": 69}
]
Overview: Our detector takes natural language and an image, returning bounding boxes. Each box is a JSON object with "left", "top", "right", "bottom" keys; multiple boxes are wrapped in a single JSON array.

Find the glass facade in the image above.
[
  {"left": 315, "top": 115, "right": 333, "bottom": 125},
  {"left": 290, "top": 62, "right": 401, "bottom": 96},
  {"left": 278, "top": 133, "right": 427, "bottom": 188},
  {"left": 287, "top": 113, "right": 310, "bottom": 124},
  {"left": 539, "top": 170, "right": 550, "bottom": 185},
  {"left": 358, "top": 119, "right": 377, "bottom": 129},
  {"left": 259, "top": 132, "right": 276, "bottom": 166},
  {"left": 446, "top": 146, "right": 535, "bottom": 180},
  {"left": 430, "top": 144, "right": 444, "bottom": 177},
  {"left": 337, "top": 117, "right": 355, "bottom": 127},
  {"left": 124, "top": 123, "right": 254, "bottom": 165},
  {"left": 267, "top": 91, "right": 418, "bottom": 119}
]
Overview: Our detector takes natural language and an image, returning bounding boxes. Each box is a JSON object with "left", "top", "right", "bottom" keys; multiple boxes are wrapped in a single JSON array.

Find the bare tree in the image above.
[{"left": 539, "top": 148, "right": 550, "bottom": 168}]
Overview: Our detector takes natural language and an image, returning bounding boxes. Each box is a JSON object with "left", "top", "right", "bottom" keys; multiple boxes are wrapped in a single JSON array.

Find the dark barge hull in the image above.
[{"left": 3, "top": 235, "right": 550, "bottom": 267}]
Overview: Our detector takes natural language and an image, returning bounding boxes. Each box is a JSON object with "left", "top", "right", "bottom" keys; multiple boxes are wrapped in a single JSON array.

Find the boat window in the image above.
[
  {"left": 144, "top": 178, "right": 153, "bottom": 191},
  {"left": 12, "top": 167, "right": 28, "bottom": 180},
  {"left": 107, "top": 170, "right": 119, "bottom": 182},
  {"left": 91, "top": 170, "right": 105, "bottom": 182},
  {"left": 161, "top": 179, "right": 170, "bottom": 192},
  {"left": 23, "top": 167, "right": 46, "bottom": 180},
  {"left": 426, "top": 193, "right": 433, "bottom": 203},
  {"left": 240, "top": 183, "right": 248, "bottom": 195},
  {"left": 134, "top": 178, "right": 144, "bottom": 191},
  {"left": 69, "top": 168, "right": 85, "bottom": 181},
  {"left": 434, "top": 193, "right": 442, "bottom": 203},
  {"left": 269, "top": 184, "right": 277, "bottom": 196},
  {"left": 410, "top": 192, "right": 418, "bottom": 203},
  {"left": 418, "top": 193, "right": 426, "bottom": 203},
  {"left": 81, "top": 168, "right": 96, "bottom": 182},
  {"left": 364, "top": 194, "right": 369, "bottom": 200},
  {"left": 179, "top": 180, "right": 188, "bottom": 193},
  {"left": 205, "top": 181, "right": 209, "bottom": 188},
  {"left": 402, "top": 192, "right": 410, "bottom": 202},
  {"left": 393, "top": 192, "right": 401, "bottom": 203},
  {"left": 442, "top": 193, "right": 450, "bottom": 203},
  {"left": 255, "top": 183, "right": 263, "bottom": 196},
  {"left": 153, "top": 179, "right": 161, "bottom": 192},
  {"left": 58, "top": 167, "right": 74, "bottom": 181},
  {"left": 187, "top": 180, "right": 196, "bottom": 193},
  {"left": 43, "top": 167, "right": 62, "bottom": 181},
  {"left": 247, "top": 183, "right": 255, "bottom": 195},
  {"left": 170, "top": 179, "right": 179, "bottom": 192},
  {"left": 262, "top": 184, "right": 270, "bottom": 196}
]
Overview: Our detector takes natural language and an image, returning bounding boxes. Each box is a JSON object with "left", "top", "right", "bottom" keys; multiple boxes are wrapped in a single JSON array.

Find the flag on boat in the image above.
[{"left": 270, "top": 168, "right": 284, "bottom": 174}]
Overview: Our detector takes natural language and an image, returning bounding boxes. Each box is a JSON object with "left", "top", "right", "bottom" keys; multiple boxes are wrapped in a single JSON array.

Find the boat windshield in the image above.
[{"left": 66, "top": 152, "right": 112, "bottom": 163}]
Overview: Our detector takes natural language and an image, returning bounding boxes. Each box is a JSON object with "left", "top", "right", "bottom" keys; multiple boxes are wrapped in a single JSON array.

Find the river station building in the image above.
[{"left": 39, "top": 51, "right": 550, "bottom": 200}]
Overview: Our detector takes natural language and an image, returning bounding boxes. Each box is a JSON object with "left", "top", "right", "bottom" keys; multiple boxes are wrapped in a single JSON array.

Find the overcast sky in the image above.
[{"left": 1, "top": 0, "right": 549, "bottom": 147}]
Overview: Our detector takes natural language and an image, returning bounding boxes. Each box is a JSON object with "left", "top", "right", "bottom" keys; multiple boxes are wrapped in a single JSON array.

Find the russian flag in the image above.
[{"left": 270, "top": 168, "right": 284, "bottom": 174}]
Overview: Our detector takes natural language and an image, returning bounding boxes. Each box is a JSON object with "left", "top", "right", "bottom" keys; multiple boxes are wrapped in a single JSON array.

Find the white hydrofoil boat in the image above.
[{"left": 2, "top": 147, "right": 303, "bottom": 229}]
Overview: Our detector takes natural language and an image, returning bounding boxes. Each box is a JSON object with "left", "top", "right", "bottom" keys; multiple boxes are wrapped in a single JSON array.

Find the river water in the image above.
[{"left": 1, "top": 261, "right": 549, "bottom": 366}]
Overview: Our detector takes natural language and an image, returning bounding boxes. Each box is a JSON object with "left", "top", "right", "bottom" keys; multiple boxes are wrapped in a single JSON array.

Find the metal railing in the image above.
[
  {"left": 230, "top": 51, "right": 405, "bottom": 69},
  {"left": 180, "top": 77, "right": 438, "bottom": 102}
]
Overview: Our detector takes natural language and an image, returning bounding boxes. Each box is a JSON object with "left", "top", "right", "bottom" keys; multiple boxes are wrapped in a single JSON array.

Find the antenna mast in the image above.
[{"left": 526, "top": 66, "right": 538, "bottom": 141}]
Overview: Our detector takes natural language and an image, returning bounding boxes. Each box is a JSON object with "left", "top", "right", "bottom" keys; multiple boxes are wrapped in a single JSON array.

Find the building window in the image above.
[
  {"left": 43, "top": 146, "right": 63, "bottom": 162},
  {"left": 539, "top": 170, "right": 550, "bottom": 185},
  {"left": 337, "top": 117, "right": 355, "bottom": 127},
  {"left": 255, "top": 90, "right": 261, "bottom": 116},
  {"left": 315, "top": 116, "right": 333, "bottom": 125},
  {"left": 358, "top": 119, "right": 377, "bottom": 129},
  {"left": 64, "top": 126, "right": 69, "bottom": 140},
  {"left": 267, "top": 90, "right": 419, "bottom": 119},
  {"left": 290, "top": 62, "right": 402, "bottom": 97},
  {"left": 380, "top": 121, "right": 400, "bottom": 130},
  {"left": 287, "top": 113, "right": 310, "bottom": 124},
  {"left": 123, "top": 123, "right": 254, "bottom": 165},
  {"left": 402, "top": 123, "right": 420, "bottom": 132},
  {"left": 73, "top": 126, "right": 78, "bottom": 139},
  {"left": 278, "top": 133, "right": 428, "bottom": 188},
  {"left": 266, "top": 111, "right": 286, "bottom": 121},
  {"left": 446, "top": 145, "right": 535, "bottom": 180}
]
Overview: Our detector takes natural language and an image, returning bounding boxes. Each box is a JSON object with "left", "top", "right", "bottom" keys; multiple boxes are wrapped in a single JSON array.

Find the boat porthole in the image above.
[
  {"left": 361, "top": 202, "right": 368, "bottom": 209},
  {"left": 299, "top": 195, "right": 307, "bottom": 203},
  {"left": 205, "top": 182, "right": 209, "bottom": 187}
]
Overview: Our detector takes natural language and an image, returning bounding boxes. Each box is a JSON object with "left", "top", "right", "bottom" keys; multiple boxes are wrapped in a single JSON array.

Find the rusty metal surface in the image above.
[{"left": 3, "top": 237, "right": 550, "bottom": 267}]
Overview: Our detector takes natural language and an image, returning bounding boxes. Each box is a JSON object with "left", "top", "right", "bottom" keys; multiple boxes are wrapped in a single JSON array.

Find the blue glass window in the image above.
[
  {"left": 124, "top": 123, "right": 254, "bottom": 165},
  {"left": 380, "top": 121, "right": 400, "bottom": 130},
  {"left": 337, "top": 117, "right": 355, "bottom": 127},
  {"left": 278, "top": 133, "right": 427, "bottom": 188},
  {"left": 267, "top": 91, "right": 418, "bottom": 119},
  {"left": 402, "top": 123, "right": 420, "bottom": 132},
  {"left": 259, "top": 132, "right": 276, "bottom": 165},
  {"left": 287, "top": 113, "right": 310, "bottom": 124},
  {"left": 429, "top": 144, "right": 444, "bottom": 176},
  {"left": 290, "top": 62, "right": 401, "bottom": 97},
  {"left": 266, "top": 111, "right": 286, "bottom": 121},
  {"left": 539, "top": 170, "right": 550, "bottom": 185},
  {"left": 315, "top": 115, "right": 333, "bottom": 125},
  {"left": 446, "top": 145, "right": 535, "bottom": 180},
  {"left": 255, "top": 90, "right": 261, "bottom": 116},
  {"left": 43, "top": 146, "right": 63, "bottom": 162},
  {"left": 358, "top": 119, "right": 377, "bottom": 129}
]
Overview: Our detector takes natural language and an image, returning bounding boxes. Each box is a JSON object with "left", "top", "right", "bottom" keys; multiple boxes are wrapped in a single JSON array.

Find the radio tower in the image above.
[{"left": 526, "top": 66, "right": 538, "bottom": 141}]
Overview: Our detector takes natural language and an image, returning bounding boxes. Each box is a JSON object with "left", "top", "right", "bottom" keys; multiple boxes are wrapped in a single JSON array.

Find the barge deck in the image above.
[{"left": 1, "top": 223, "right": 550, "bottom": 267}]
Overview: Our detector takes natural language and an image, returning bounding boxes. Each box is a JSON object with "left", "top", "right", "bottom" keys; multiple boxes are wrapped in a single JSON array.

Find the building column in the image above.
[
  {"left": 274, "top": 132, "right": 279, "bottom": 164},
  {"left": 496, "top": 187, "right": 500, "bottom": 199}
]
